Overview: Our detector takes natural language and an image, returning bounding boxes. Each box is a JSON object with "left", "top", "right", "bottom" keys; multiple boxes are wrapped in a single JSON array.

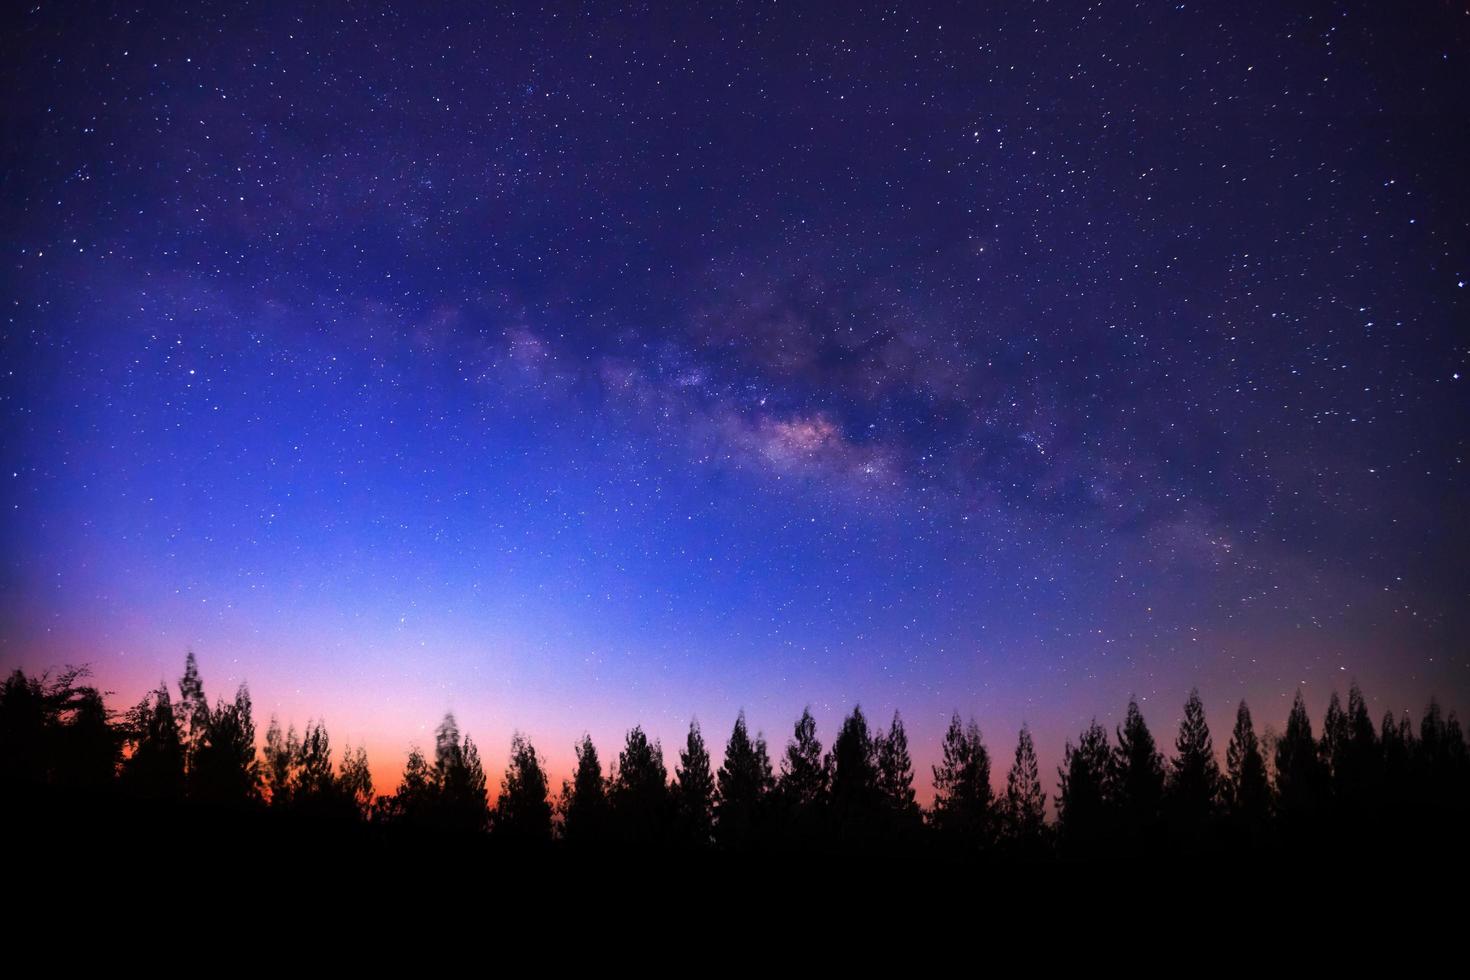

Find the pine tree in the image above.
[
  {"left": 496, "top": 733, "right": 552, "bottom": 843},
  {"left": 262, "top": 716, "right": 300, "bottom": 807},
  {"left": 294, "top": 719, "right": 341, "bottom": 816},
  {"left": 560, "top": 734, "right": 609, "bottom": 844},
  {"left": 338, "top": 743, "right": 374, "bottom": 819},
  {"left": 1004, "top": 724, "right": 1046, "bottom": 849},
  {"left": 931, "top": 712, "right": 993, "bottom": 845},
  {"left": 1224, "top": 700, "right": 1270, "bottom": 833},
  {"left": 714, "top": 711, "right": 774, "bottom": 847},
  {"left": 1319, "top": 690, "right": 1348, "bottom": 785},
  {"left": 120, "top": 683, "right": 185, "bottom": 800},
  {"left": 386, "top": 745, "right": 434, "bottom": 826},
  {"left": 1337, "top": 681, "right": 1380, "bottom": 818},
  {"left": 1113, "top": 698, "right": 1164, "bottom": 844},
  {"left": 778, "top": 707, "right": 829, "bottom": 838},
  {"left": 1166, "top": 688, "right": 1220, "bottom": 842},
  {"left": 1275, "top": 689, "right": 1326, "bottom": 829},
  {"left": 829, "top": 705, "right": 883, "bottom": 842},
  {"left": 190, "top": 683, "right": 260, "bottom": 804},
  {"left": 177, "top": 652, "right": 210, "bottom": 776},
  {"left": 672, "top": 720, "right": 716, "bottom": 846},
  {"left": 1057, "top": 719, "right": 1112, "bottom": 855},
  {"left": 875, "top": 711, "right": 921, "bottom": 836},
  {"left": 432, "top": 713, "right": 488, "bottom": 833},
  {"left": 610, "top": 725, "right": 670, "bottom": 844}
]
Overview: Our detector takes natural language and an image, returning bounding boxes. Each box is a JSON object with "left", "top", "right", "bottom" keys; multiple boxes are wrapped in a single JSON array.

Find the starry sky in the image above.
[{"left": 2, "top": 1, "right": 1467, "bottom": 798}]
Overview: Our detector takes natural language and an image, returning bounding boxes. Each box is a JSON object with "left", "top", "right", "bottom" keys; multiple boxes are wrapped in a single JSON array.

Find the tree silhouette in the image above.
[
  {"left": 777, "top": 706, "right": 829, "bottom": 840},
  {"left": 828, "top": 705, "right": 884, "bottom": 843},
  {"left": 1, "top": 666, "right": 123, "bottom": 791},
  {"left": 672, "top": 720, "right": 716, "bottom": 847},
  {"left": 714, "top": 711, "right": 774, "bottom": 848},
  {"left": 338, "top": 743, "right": 373, "bottom": 820},
  {"left": 189, "top": 683, "right": 260, "bottom": 805},
  {"left": 560, "top": 734, "right": 610, "bottom": 844},
  {"left": 378, "top": 745, "right": 434, "bottom": 827},
  {"left": 432, "top": 713, "right": 489, "bottom": 833},
  {"left": 292, "top": 719, "right": 351, "bottom": 819},
  {"left": 262, "top": 716, "right": 300, "bottom": 808},
  {"left": 931, "top": 712, "right": 994, "bottom": 847},
  {"left": 120, "top": 683, "right": 185, "bottom": 800},
  {"left": 0, "top": 669, "right": 50, "bottom": 786},
  {"left": 56, "top": 683, "right": 121, "bottom": 791},
  {"left": 1112, "top": 698, "right": 1164, "bottom": 850},
  {"left": 1274, "top": 689, "right": 1327, "bottom": 832},
  {"left": 609, "top": 725, "right": 671, "bottom": 845},
  {"left": 1166, "top": 689, "right": 1220, "bottom": 845},
  {"left": 1003, "top": 724, "right": 1046, "bottom": 853},
  {"left": 177, "top": 652, "right": 210, "bottom": 778},
  {"left": 1057, "top": 719, "right": 1112, "bottom": 857},
  {"left": 1224, "top": 700, "right": 1270, "bottom": 839},
  {"left": 496, "top": 733, "right": 552, "bottom": 844},
  {"left": 8, "top": 649, "right": 1470, "bottom": 860},
  {"left": 875, "top": 711, "right": 921, "bottom": 838}
]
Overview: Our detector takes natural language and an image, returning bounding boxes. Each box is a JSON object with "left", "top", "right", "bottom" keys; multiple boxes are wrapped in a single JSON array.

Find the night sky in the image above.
[{"left": 3, "top": 1, "right": 1467, "bottom": 797}]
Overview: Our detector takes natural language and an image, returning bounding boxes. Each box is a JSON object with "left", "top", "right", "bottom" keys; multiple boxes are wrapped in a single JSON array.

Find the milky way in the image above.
[{"left": 3, "top": 2, "right": 1466, "bottom": 794}]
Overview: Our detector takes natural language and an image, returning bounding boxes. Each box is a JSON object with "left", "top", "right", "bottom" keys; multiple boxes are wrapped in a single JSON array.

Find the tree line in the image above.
[{"left": 2, "top": 653, "right": 1467, "bottom": 859}]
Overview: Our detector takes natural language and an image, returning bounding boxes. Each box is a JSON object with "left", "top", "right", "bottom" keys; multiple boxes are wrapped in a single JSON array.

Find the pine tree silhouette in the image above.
[
  {"left": 931, "top": 712, "right": 994, "bottom": 847},
  {"left": 189, "top": 683, "right": 260, "bottom": 805},
  {"left": 875, "top": 710, "right": 921, "bottom": 839},
  {"left": 609, "top": 725, "right": 670, "bottom": 845},
  {"left": 338, "top": 743, "right": 374, "bottom": 820},
  {"left": 714, "top": 711, "right": 774, "bottom": 848},
  {"left": 777, "top": 706, "right": 829, "bottom": 841},
  {"left": 496, "top": 733, "right": 552, "bottom": 843},
  {"left": 120, "top": 682, "right": 185, "bottom": 800},
  {"left": 1112, "top": 698, "right": 1164, "bottom": 850},
  {"left": 672, "top": 720, "right": 715, "bottom": 847},
  {"left": 1003, "top": 724, "right": 1047, "bottom": 855},
  {"left": 262, "top": 716, "right": 300, "bottom": 808},
  {"left": 829, "top": 705, "right": 883, "bottom": 843},
  {"left": 432, "top": 713, "right": 489, "bottom": 833},
  {"left": 1166, "top": 689, "right": 1220, "bottom": 846},
  {"left": 177, "top": 652, "right": 210, "bottom": 779},
  {"left": 1224, "top": 700, "right": 1271, "bottom": 840},
  {"left": 1057, "top": 719, "right": 1112, "bottom": 857},
  {"left": 560, "top": 734, "right": 610, "bottom": 844},
  {"left": 1274, "top": 689, "right": 1327, "bottom": 834}
]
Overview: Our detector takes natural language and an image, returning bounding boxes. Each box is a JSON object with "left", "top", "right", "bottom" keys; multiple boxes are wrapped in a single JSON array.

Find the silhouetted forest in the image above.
[{"left": 3, "top": 654, "right": 1467, "bottom": 866}]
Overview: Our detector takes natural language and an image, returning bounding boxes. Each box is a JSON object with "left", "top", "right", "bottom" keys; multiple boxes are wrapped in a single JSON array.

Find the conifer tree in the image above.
[
  {"left": 875, "top": 711, "right": 921, "bottom": 835},
  {"left": 496, "top": 733, "right": 552, "bottom": 843},
  {"left": 714, "top": 711, "right": 774, "bottom": 847},
  {"left": 338, "top": 743, "right": 373, "bottom": 820},
  {"left": 829, "top": 705, "right": 882, "bottom": 841},
  {"left": 1225, "top": 700, "right": 1270, "bottom": 832},
  {"left": 931, "top": 712, "right": 993, "bottom": 844},
  {"left": 1275, "top": 689, "right": 1327, "bottom": 829},
  {"left": 177, "top": 652, "right": 210, "bottom": 776},
  {"left": 672, "top": 720, "right": 716, "bottom": 846},
  {"left": 1057, "top": 719, "right": 1112, "bottom": 854},
  {"left": 190, "top": 683, "right": 260, "bottom": 804},
  {"left": 782, "top": 708, "right": 829, "bottom": 816},
  {"left": 120, "top": 683, "right": 185, "bottom": 799},
  {"left": 609, "top": 725, "right": 670, "bottom": 844},
  {"left": 1004, "top": 723, "right": 1046, "bottom": 849},
  {"left": 432, "top": 713, "right": 489, "bottom": 833},
  {"left": 560, "top": 734, "right": 609, "bottom": 843},
  {"left": 1113, "top": 698, "right": 1164, "bottom": 843},
  {"left": 1166, "top": 689, "right": 1220, "bottom": 840},
  {"left": 262, "top": 716, "right": 300, "bottom": 807}
]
